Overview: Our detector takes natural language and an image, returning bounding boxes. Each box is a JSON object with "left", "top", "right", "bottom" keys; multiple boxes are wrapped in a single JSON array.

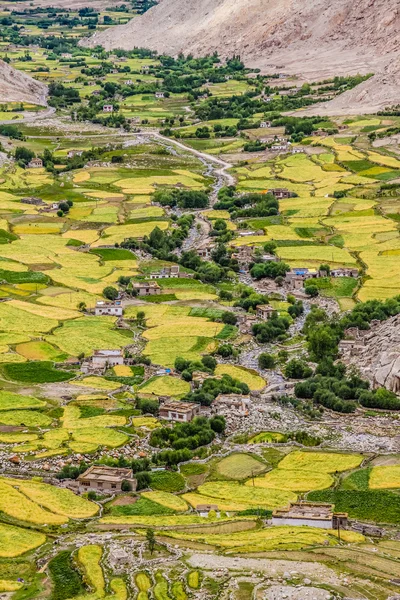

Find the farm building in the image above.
[
  {"left": 269, "top": 188, "right": 291, "bottom": 199},
  {"left": 270, "top": 144, "right": 290, "bottom": 152},
  {"left": 331, "top": 268, "right": 359, "bottom": 278},
  {"left": 103, "top": 105, "right": 114, "bottom": 113},
  {"left": 77, "top": 466, "right": 137, "bottom": 493},
  {"left": 21, "top": 197, "right": 44, "bottom": 206},
  {"left": 198, "top": 244, "right": 215, "bottom": 259},
  {"left": 261, "top": 253, "right": 279, "bottom": 262},
  {"left": 67, "top": 150, "right": 83, "bottom": 158},
  {"left": 133, "top": 282, "right": 161, "bottom": 296},
  {"left": 149, "top": 265, "right": 180, "bottom": 279},
  {"left": 285, "top": 269, "right": 319, "bottom": 290},
  {"left": 91, "top": 349, "right": 124, "bottom": 369},
  {"left": 159, "top": 401, "right": 201, "bottom": 422},
  {"left": 213, "top": 394, "right": 250, "bottom": 415},
  {"left": 232, "top": 245, "right": 255, "bottom": 265},
  {"left": 126, "top": 79, "right": 133, "bottom": 85},
  {"left": 338, "top": 339, "right": 366, "bottom": 357},
  {"left": 262, "top": 96, "right": 272, "bottom": 103},
  {"left": 256, "top": 305, "right": 275, "bottom": 320},
  {"left": 94, "top": 300, "right": 123, "bottom": 317},
  {"left": 237, "top": 314, "right": 257, "bottom": 334},
  {"left": 272, "top": 502, "right": 348, "bottom": 530},
  {"left": 314, "top": 129, "right": 329, "bottom": 137},
  {"left": 292, "top": 147, "right": 305, "bottom": 154},
  {"left": 155, "top": 91, "right": 165, "bottom": 99},
  {"left": 196, "top": 504, "right": 220, "bottom": 518},
  {"left": 141, "top": 65, "right": 150, "bottom": 73},
  {"left": 260, "top": 121, "right": 272, "bottom": 128},
  {"left": 27, "top": 158, "right": 43, "bottom": 168}
]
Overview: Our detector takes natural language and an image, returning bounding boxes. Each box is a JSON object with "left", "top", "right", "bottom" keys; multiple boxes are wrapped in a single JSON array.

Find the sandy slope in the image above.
[
  {"left": 0, "top": 60, "right": 47, "bottom": 105},
  {"left": 80, "top": 0, "right": 400, "bottom": 113}
]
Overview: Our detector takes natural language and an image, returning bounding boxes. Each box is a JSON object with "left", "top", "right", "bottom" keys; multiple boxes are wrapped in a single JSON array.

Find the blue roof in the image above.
[{"left": 294, "top": 268, "right": 309, "bottom": 275}]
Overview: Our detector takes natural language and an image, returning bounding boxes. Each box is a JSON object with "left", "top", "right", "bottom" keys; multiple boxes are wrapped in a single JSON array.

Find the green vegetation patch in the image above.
[
  {"left": 308, "top": 489, "right": 400, "bottom": 524},
  {"left": 149, "top": 470, "right": 185, "bottom": 492},
  {"left": 109, "top": 497, "right": 175, "bottom": 517},
  {"left": 0, "top": 361, "right": 73, "bottom": 383},
  {"left": 90, "top": 248, "right": 136, "bottom": 261},
  {"left": 48, "top": 550, "right": 85, "bottom": 600}
]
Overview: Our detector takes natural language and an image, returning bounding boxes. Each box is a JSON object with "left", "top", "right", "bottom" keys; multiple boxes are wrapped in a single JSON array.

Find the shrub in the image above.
[
  {"left": 258, "top": 353, "right": 275, "bottom": 369},
  {"left": 285, "top": 359, "right": 313, "bottom": 379}
]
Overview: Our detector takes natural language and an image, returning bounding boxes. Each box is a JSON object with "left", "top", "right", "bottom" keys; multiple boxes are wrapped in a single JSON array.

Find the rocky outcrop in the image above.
[
  {"left": 343, "top": 315, "right": 400, "bottom": 395},
  {"left": 0, "top": 60, "right": 47, "bottom": 105}
]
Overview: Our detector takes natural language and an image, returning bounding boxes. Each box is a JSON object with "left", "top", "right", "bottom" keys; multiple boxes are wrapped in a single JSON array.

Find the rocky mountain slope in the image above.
[
  {"left": 81, "top": 0, "right": 399, "bottom": 80},
  {"left": 343, "top": 316, "right": 400, "bottom": 394},
  {"left": 0, "top": 60, "right": 47, "bottom": 106}
]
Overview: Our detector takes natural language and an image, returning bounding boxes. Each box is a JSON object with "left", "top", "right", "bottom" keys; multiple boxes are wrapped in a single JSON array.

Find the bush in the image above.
[
  {"left": 258, "top": 353, "right": 275, "bottom": 369},
  {"left": 222, "top": 311, "right": 238, "bottom": 325},
  {"left": 48, "top": 551, "right": 85, "bottom": 600},
  {"left": 285, "top": 359, "right": 313, "bottom": 379},
  {"left": 305, "top": 284, "right": 319, "bottom": 297},
  {"left": 103, "top": 286, "right": 119, "bottom": 300}
]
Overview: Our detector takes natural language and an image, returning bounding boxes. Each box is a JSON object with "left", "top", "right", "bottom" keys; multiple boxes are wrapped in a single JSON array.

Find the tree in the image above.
[
  {"left": 210, "top": 415, "right": 226, "bottom": 434},
  {"left": 222, "top": 311, "right": 237, "bottom": 325},
  {"left": 146, "top": 528, "right": 155, "bottom": 555},
  {"left": 121, "top": 480, "right": 132, "bottom": 492},
  {"left": 59, "top": 201, "right": 70, "bottom": 213},
  {"left": 15, "top": 146, "right": 34, "bottom": 166},
  {"left": 201, "top": 355, "right": 217, "bottom": 371},
  {"left": 77, "top": 302, "right": 86, "bottom": 312},
  {"left": 103, "top": 286, "right": 118, "bottom": 300},
  {"left": 258, "top": 353, "right": 275, "bottom": 370},
  {"left": 319, "top": 263, "right": 331, "bottom": 275},
  {"left": 285, "top": 359, "right": 313, "bottom": 379},
  {"left": 175, "top": 357, "right": 190, "bottom": 372},
  {"left": 305, "top": 284, "right": 319, "bottom": 297},
  {"left": 137, "top": 397, "right": 159, "bottom": 416}
]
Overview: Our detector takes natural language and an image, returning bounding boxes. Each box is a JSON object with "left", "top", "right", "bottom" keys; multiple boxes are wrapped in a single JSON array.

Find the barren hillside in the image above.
[
  {"left": 81, "top": 0, "right": 400, "bottom": 81},
  {"left": 0, "top": 60, "right": 47, "bottom": 105}
]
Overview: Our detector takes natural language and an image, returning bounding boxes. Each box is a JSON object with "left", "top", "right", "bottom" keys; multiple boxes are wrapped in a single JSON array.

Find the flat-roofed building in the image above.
[
  {"left": 92, "top": 349, "right": 124, "bottom": 369},
  {"left": 77, "top": 465, "right": 137, "bottom": 493},
  {"left": 272, "top": 502, "right": 348, "bottom": 530},
  {"left": 95, "top": 300, "right": 123, "bottom": 317},
  {"left": 256, "top": 304, "right": 275, "bottom": 320},
  {"left": 149, "top": 265, "right": 180, "bottom": 279},
  {"left": 27, "top": 158, "right": 43, "bottom": 168},
  {"left": 213, "top": 393, "right": 250, "bottom": 415},
  {"left": 133, "top": 282, "right": 161, "bottom": 296},
  {"left": 159, "top": 401, "right": 200, "bottom": 422},
  {"left": 196, "top": 504, "right": 220, "bottom": 517}
]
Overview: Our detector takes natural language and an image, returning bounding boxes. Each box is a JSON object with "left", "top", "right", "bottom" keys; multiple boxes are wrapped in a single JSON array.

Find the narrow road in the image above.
[{"left": 0, "top": 106, "right": 56, "bottom": 126}]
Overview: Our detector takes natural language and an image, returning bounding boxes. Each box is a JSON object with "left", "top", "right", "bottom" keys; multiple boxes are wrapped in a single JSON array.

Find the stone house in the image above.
[
  {"left": 94, "top": 300, "right": 123, "bottom": 317},
  {"left": 91, "top": 349, "right": 124, "bottom": 369},
  {"left": 159, "top": 401, "right": 201, "bottom": 422},
  {"left": 196, "top": 504, "right": 220, "bottom": 517},
  {"left": 103, "top": 105, "right": 114, "bottom": 113},
  {"left": 77, "top": 465, "right": 137, "bottom": 493},
  {"left": 213, "top": 394, "right": 250, "bottom": 415},
  {"left": 149, "top": 265, "right": 180, "bottom": 279},
  {"left": 27, "top": 158, "right": 43, "bottom": 168},
  {"left": 67, "top": 150, "right": 83, "bottom": 159},
  {"left": 269, "top": 188, "right": 291, "bottom": 199},
  {"left": 331, "top": 268, "right": 359, "bottom": 278},
  {"left": 133, "top": 282, "right": 161, "bottom": 296},
  {"left": 272, "top": 502, "right": 348, "bottom": 530},
  {"left": 155, "top": 91, "right": 165, "bottom": 99},
  {"left": 260, "top": 121, "right": 272, "bottom": 128},
  {"left": 198, "top": 244, "right": 215, "bottom": 259},
  {"left": 285, "top": 269, "right": 319, "bottom": 290},
  {"left": 256, "top": 304, "right": 275, "bottom": 320}
]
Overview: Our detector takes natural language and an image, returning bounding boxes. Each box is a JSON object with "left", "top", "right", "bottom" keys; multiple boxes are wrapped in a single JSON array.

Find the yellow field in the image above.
[
  {"left": 141, "top": 491, "right": 188, "bottom": 512},
  {"left": 0, "top": 523, "right": 46, "bottom": 557},
  {"left": 197, "top": 481, "right": 297, "bottom": 509},
  {"left": 0, "top": 479, "right": 67, "bottom": 525},
  {"left": 113, "top": 365, "right": 133, "bottom": 377},
  {"left": 216, "top": 454, "right": 267, "bottom": 480},
  {"left": 278, "top": 451, "right": 363, "bottom": 473},
  {"left": 370, "top": 465, "right": 400, "bottom": 489},
  {"left": 77, "top": 545, "right": 105, "bottom": 596},
  {"left": 214, "top": 365, "right": 265, "bottom": 391},
  {"left": 160, "top": 524, "right": 364, "bottom": 553},
  {"left": 248, "top": 469, "right": 334, "bottom": 492},
  {"left": 62, "top": 405, "right": 126, "bottom": 429},
  {"left": 139, "top": 376, "right": 190, "bottom": 397}
]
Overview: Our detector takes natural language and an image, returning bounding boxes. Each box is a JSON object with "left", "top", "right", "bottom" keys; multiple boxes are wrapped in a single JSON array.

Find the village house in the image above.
[
  {"left": 27, "top": 158, "right": 43, "bottom": 169},
  {"left": 159, "top": 401, "right": 201, "bottom": 422},
  {"left": 133, "top": 282, "right": 161, "bottom": 296},
  {"left": 270, "top": 143, "right": 290, "bottom": 152},
  {"left": 262, "top": 253, "right": 279, "bottom": 263},
  {"left": 196, "top": 504, "right": 220, "bottom": 518},
  {"left": 125, "top": 79, "right": 133, "bottom": 85},
  {"left": 338, "top": 338, "right": 366, "bottom": 357},
  {"left": 91, "top": 349, "right": 124, "bottom": 370},
  {"left": 292, "top": 147, "right": 305, "bottom": 154},
  {"left": 21, "top": 196, "right": 44, "bottom": 206},
  {"left": 272, "top": 502, "right": 348, "bottom": 530},
  {"left": 260, "top": 121, "right": 272, "bottom": 128},
  {"left": 61, "top": 52, "right": 72, "bottom": 59},
  {"left": 232, "top": 244, "right": 255, "bottom": 265},
  {"left": 155, "top": 91, "right": 165, "bottom": 99},
  {"left": 67, "top": 150, "right": 83, "bottom": 159},
  {"left": 213, "top": 393, "right": 250, "bottom": 415},
  {"left": 237, "top": 313, "right": 258, "bottom": 334},
  {"left": 331, "top": 268, "right": 359, "bottom": 278},
  {"left": 256, "top": 304, "right": 276, "bottom": 320},
  {"left": 141, "top": 65, "right": 150, "bottom": 73},
  {"left": 262, "top": 96, "right": 273, "bottom": 103},
  {"left": 314, "top": 129, "right": 328, "bottom": 137},
  {"left": 103, "top": 105, "right": 114, "bottom": 113},
  {"left": 77, "top": 466, "right": 137, "bottom": 493},
  {"left": 149, "top": 265, "right": 180, "bottom": 279},
  {"left": 94, "top": 300, "right": 123, "bottom": 317},
  {"left": 197, "top": 244, "right": 215, "bottom": 259},
  {"left": 269, "top": 188, "right": 291, "bottom": 199},
  {"left": 285, "top": 268, "right": 319, "bottom": 290}
]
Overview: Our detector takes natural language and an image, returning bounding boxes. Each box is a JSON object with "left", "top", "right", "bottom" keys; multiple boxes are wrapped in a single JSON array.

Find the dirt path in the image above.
[{"left": 0, "top": 106, "right": 55, "bottom": 126}]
